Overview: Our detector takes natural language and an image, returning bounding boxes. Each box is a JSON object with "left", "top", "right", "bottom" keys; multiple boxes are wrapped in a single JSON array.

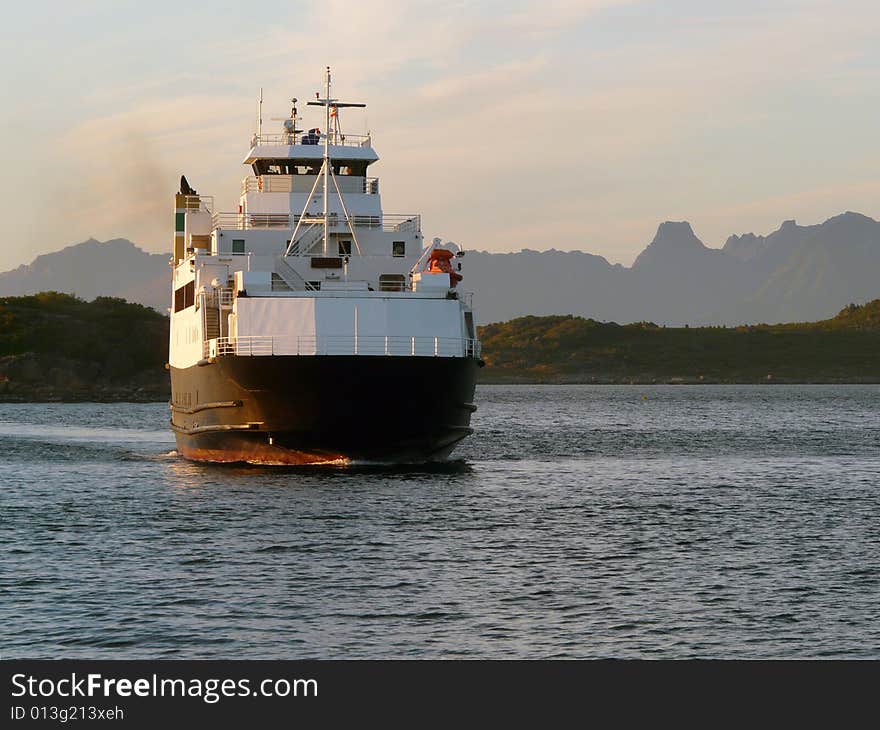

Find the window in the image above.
[
  {"left": 311, "top": 257, "right": 343, "bottom": 269},
  {"left": 174, "top": 281, "right": 195, "bottom": 312},
  {"left": 338, "top": 240, "right": 352, "bottom": 256},
  {"left": 253, "top": 159, "right": 298, "bottom": 175},
  {"left": 332, "top": 161, "right": 368, "bottom": 176},
  {"left": 308, "top": 281, "right": 322, "bottom": 291},
  {"left": 392, "top": 241, "right": 406, "bottom": 257},
  {"left": 232, "top": 239, "right": 245, "bottom": 254},
  {"left": 379, "top": 274, "right": 406, "bottom": 292}
]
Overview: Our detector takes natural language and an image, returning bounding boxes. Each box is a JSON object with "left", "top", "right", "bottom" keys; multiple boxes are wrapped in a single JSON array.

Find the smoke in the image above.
[{"left": 43, "top": 95, "right": 243, "bottom": 254}]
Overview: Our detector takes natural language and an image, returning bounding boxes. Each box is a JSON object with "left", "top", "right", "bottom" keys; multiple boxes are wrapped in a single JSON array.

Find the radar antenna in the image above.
[{"left": 270, "top": 98, "right": 301, "bottom": 144}]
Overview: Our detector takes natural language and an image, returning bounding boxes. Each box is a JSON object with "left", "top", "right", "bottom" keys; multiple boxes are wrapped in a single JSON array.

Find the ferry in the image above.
[{"left": 168, "top": 68, "right": 482, "bottom": 464}]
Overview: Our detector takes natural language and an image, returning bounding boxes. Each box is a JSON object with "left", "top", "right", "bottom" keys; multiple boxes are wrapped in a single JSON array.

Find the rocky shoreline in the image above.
[{"left": 0, "top": 352, "right": 169, "bottom": 403}]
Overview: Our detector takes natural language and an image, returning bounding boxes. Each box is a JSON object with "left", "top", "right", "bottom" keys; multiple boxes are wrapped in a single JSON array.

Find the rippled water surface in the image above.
[{"left": 2, "top": 385, "right": 880, "bottom": 658}]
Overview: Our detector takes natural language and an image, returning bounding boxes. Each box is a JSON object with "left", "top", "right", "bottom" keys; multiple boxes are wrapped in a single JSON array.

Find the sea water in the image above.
[{"left": 2, "top": 385, "right": 879, "bottom": 658}]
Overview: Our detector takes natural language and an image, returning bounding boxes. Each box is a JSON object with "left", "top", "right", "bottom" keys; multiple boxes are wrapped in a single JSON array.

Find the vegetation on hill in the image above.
[
  {"left": 0, "top": 292, "right": 169, "bottom": 400},
  {"left": 2, "top": 292, "right": 880, "bottom": 401},
  {"left": 478, "top": 300, "right": 880, "bottom": 383}
]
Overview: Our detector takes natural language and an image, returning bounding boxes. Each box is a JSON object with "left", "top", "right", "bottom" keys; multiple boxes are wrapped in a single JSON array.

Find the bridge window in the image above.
[
  {"left": 392, "top": 241, "right": 406, "bottom": 257},
  {"left": 253, "top": 159, "right": 343, "bottom": 176},
  {"left": 253, "top": 159, "right": 302, "bottom": 175},
  {"left": 232, "top": 239, "right": 245, "bottom": 254},
  {"left": 332, "top": 162, "right": 368, "bottom": 176}
]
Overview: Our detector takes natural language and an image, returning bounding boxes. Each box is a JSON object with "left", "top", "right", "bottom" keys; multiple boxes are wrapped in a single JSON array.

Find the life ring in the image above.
[{"left": 257, "top": 176, "right": 263, "bottom": 192}]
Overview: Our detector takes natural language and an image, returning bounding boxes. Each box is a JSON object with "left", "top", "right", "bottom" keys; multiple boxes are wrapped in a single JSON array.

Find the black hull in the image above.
[{"left": 169, "top": 356, "right": 478, "bottom": 464}]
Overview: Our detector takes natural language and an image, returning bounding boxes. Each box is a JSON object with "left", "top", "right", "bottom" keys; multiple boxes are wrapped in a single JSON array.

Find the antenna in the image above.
[
  {"left": 258, "top": 87, "right": 263, "bottom": 139},
  {"left": 270, "top": 97, "right": 304, "bottom": 144},
  {"left": 307, "top": 66, "right": 366, "bottom": 144}
]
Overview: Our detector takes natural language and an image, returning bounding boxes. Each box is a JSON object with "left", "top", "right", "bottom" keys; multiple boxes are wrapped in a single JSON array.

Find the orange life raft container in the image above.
[{"left": 427, "top": 248, "right": 462, "bottom": 286}]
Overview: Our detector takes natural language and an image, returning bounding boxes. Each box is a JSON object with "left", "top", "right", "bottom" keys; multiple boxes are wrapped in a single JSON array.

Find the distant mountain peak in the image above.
[
  {"left": 652, "top": 221, "right": 703, "bottom": 248},
  {"left": 825, "top": 211, "right": 874, "bottom": 227},
  {"left": 723, "top": 231, "right": 767, "bottom": 262},
  {"left": 631, "top": 221, "right": 710, "bottom": 270}
]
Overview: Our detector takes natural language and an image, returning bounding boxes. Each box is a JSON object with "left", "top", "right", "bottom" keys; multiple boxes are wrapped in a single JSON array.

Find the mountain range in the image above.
[
  {"left": 0, "top": 238, "right": 170, "bottom": 311},
  {"left": 2, "top": 211, "right": 879, "bottom": 325}
]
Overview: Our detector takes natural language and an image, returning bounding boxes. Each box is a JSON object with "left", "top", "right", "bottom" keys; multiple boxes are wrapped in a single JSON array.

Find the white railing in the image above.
[
  {"left": 241, "top": 176, "right": 379, "bottom": 195},
  {"left": 218, "top": 287, "right": 234, "bottom": 307},
  {"left": 251, "top": 132, "right": 372, "bottom": 147},
  {"left": 212, "top": 212, "right": 419, "bottom": 233},
  {"left": 204, "top": 335, "right": 481, "bottom": 359},
  {"left": 178, "top": 194, "right": 214, "bottom": 213}
]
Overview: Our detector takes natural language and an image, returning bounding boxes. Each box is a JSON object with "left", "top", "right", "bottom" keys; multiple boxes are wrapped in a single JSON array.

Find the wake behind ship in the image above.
[{"left": 168, "top": 68, "right": 481, "bottom": 464}]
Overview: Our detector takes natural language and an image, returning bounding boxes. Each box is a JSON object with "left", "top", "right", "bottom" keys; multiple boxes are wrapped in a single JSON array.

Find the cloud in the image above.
[{"left": 501, "top": 0, "right": 636, "bottom": 34}]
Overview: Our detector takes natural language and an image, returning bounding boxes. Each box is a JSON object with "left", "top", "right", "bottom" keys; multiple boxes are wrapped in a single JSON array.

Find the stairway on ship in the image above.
[
  {"left": 271, "top": 272, "right": 294, "bottom": 291},
  {"left": 204, "top": 303, "right": 221, "bottom": 340}
]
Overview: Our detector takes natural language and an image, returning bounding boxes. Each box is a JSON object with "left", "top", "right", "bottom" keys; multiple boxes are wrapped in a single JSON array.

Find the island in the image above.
[
  {"left": 478, "top": 300, "right": 880, "bottom": 383},
  {"left": 2, "top": 292, "right": 880, "bottom": 401}
]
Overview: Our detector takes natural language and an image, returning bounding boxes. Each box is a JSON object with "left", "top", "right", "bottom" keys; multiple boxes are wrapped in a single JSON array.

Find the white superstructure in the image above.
[{"left": 168, "top": 68, "right": 479, "bottom": 373}]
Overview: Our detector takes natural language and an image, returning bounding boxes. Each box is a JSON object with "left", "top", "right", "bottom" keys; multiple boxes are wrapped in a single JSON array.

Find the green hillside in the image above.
[
  {"left": 2, "top": 293, "right": 880, "bottom": 401},
  {"left": 478, "top": 300, "right": 880, "bottom": 383},
  {"left": 0, "top": 292, "right": 169, "bottom": 400}
]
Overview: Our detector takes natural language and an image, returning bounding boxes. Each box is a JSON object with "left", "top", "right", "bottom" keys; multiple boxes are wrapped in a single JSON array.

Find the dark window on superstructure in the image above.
[
  {"left": 311, "top": 257, "right": 343, "bottom": 269},
  {"left": 254, "top": 159, "right": 298, "bottom": 175},
  {"left": 392, "top": 241, "right": 406, "bottom": 257},
  {"left": 308, "top": 281, "right": 322, "bottom": 291},
  {"left": 379, "top": 274, "right": 406, "bottom": 292},
  {"left": 174, "top": 281, "right": 195, "bottom": 312},
  {"left": 232, "top": 239, "right": 245, "bottom": 254},
  {"left": 338, "top": 240, "right": 352, "bottom": 256},
  {"left": 332, "top": 162, "right": 368, "bottom": 176}
]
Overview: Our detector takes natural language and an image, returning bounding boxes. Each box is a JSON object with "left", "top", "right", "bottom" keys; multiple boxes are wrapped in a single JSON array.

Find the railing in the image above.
[
  {"left": 204, "top": 335, "right": 481, "bottom": 359},
  {"left": 218, "top": 287, "right": 234, "bottom": 307},
  {"left": 212, "top": 212, "right": 420, "bottom": 233},
  {"left": 202, "top": 287, "right": 234, "bottom": 324},
  {"left": 250, "top": 132, "right": 372, "bottom": 147},
  {"left": 274, "top": 254, "right": 315, "bottom": 290},
  {"left": 241, "top": 176, "right": 379, "bottom": 195},
  {"left": 178, "top": 194, "right": 214, "bottom": 213}
]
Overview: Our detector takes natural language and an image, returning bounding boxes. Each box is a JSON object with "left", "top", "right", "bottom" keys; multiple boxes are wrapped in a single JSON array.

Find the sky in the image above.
[{"left": 1, "top": 0, "right": 879, "bottom": 269}]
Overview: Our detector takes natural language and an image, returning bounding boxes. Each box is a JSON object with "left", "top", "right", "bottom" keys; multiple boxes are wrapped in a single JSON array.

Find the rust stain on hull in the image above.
[{"left": 178, "top": 442, "right": 348, "bottom": 466}]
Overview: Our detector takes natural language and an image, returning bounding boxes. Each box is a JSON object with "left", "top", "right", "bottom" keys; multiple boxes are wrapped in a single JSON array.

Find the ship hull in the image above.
[{"left": 170, "top": 355, "right": 479, "bottom": 464}]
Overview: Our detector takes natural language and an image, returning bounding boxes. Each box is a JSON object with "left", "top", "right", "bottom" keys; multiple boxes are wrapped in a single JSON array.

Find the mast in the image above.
[
  {"left": 306, "top": 66, "right": 366, "bottom": 258},
  {"left": 322, "top": 67, "right": 330, "bottom": 256}
]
